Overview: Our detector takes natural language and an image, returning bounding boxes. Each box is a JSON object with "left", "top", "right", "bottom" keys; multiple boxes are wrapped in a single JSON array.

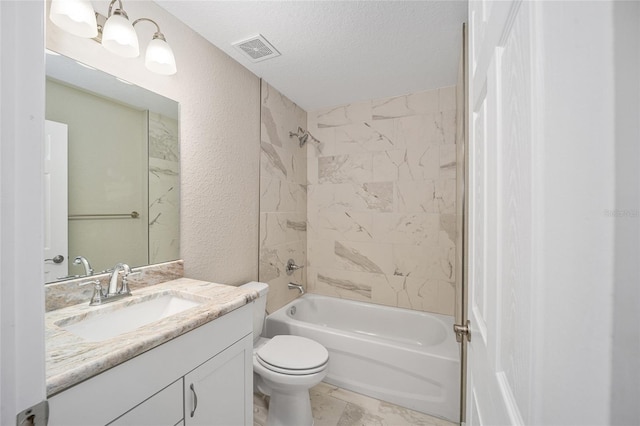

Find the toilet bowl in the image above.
[{"left": 241, "top": 282, "right": 329, "bottom": 426}]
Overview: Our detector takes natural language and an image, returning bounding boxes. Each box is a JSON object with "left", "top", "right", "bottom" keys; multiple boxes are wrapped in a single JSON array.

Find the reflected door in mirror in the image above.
[{"left": 44, "top": 120, "right": 69, "bottom": 283}]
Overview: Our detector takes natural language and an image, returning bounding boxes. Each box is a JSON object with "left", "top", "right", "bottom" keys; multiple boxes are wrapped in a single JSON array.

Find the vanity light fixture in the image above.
[
  {"left": 101, "top": 0, "right": 139, "bottom": 58},
  {"left": 48, "top": 0, "right": 177, "bottom": 76},
  {"left": 133, "top": 18, "right": 177, "bottom": 76},
  {"left": 49, "top": 0, "right": 98, "bottom": 38}
]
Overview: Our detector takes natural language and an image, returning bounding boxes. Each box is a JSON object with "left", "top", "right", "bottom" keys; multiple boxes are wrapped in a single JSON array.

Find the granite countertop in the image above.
[{"left": 45, "top": 278, "right": 257, "bottom": 396}]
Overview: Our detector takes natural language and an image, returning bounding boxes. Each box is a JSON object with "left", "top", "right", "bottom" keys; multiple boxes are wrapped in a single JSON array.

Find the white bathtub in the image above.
[{"left": 265, "top": 294, "right": 461, "bottom": 422}]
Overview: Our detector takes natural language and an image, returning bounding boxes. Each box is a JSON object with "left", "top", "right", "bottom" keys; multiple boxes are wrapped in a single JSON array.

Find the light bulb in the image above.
[
  {"left": 145, "top": 37, "right": 177, "bottom": 75},
  {"left": 102, "top": 11, "right": 139, "bottom": 58},
  {"left": 49, "top": 0, "right": 98, "bottom": 38}
]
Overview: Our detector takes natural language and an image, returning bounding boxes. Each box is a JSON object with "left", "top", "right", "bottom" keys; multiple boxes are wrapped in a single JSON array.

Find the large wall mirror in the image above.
[{"left": 45, "top": 50, "right": 180, "bottom": 283}]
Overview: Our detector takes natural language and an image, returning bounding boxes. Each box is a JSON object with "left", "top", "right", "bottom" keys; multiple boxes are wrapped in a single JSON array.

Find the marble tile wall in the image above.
[
  {"left": 306, "top": 87, "right": 457, "bottom": 316},
  {"left": 259, "top": 82, "right": 308, "bottom": 313},
  {"left": 149, "top": 112, "right": 180, "bottom": 265}
]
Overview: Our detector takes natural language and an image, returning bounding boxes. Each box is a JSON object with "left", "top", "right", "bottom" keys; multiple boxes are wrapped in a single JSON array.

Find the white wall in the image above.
[{"left": 47, "top": 0, "right": 261, "bottom": 284}]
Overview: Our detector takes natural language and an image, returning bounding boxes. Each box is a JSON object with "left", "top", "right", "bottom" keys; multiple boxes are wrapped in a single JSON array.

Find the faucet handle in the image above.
[
  {"left": 286, "top": 259, "right": 305, "bottom": 276},
  {"left": 79, "top": 279, "right": 104, "bottom": 305},
  {"left": 119, "top": 268, "right": 140, "bottom": 295}
]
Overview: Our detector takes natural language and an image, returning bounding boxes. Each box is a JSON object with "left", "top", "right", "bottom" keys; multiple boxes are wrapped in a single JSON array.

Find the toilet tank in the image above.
[{"left": 240, "top": 281, "right": 269, "bottom": 343}]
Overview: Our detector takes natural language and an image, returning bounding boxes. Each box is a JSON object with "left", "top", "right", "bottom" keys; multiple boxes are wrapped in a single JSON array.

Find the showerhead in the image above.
[{"left": 289, "top": 126, "right": 310, "bottom": 147}]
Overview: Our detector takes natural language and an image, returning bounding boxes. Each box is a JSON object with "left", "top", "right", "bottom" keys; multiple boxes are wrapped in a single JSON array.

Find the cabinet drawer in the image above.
[{"left": 109, "top": 379, "right": 183, "bottom": 426}]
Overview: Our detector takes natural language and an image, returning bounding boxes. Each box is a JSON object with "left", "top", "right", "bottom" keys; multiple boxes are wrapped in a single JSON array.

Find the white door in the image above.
[
  {"left": 465, "top": 1, "right": 534, "bottom": 424},
  {"left": 44, "top": 120, "right": 68, "bottom": 283}
]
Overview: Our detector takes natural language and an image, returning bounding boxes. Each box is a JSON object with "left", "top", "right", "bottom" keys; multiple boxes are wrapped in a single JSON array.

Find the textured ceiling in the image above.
[{"left": 157, "top": 1, "right": 468, "bottom": 111}]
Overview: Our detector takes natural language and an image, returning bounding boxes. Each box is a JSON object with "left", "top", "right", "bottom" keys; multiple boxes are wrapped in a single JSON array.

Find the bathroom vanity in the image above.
[{"left": 45, "top": 278, "right": 257, "bottom": 426}]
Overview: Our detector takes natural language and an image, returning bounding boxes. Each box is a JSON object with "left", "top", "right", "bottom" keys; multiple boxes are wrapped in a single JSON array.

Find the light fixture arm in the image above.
[
  {"left": 107, "top": 0, "right": 125, "bottom": 18},
  {"left": 132, "top": 18, "right": 166, "bottom": 41}
]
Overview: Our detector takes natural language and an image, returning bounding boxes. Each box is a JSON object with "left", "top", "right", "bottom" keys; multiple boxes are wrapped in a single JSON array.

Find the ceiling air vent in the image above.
[{"left": 232, "top": 34, "right": 281, "bottom": 63}]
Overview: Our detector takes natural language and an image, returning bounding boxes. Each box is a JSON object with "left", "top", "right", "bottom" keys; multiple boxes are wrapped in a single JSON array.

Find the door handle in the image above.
[
  {"left": 44, "top": 255, "right": 64, "bottom": 264},
  {"left": 190, "top": 383, "right": 198, "bottom": 418}
]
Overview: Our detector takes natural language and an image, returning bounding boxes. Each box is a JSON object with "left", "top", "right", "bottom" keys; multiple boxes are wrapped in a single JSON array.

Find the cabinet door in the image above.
[{"left": 184, "top": 335, "right": 253, "bottom": 426}]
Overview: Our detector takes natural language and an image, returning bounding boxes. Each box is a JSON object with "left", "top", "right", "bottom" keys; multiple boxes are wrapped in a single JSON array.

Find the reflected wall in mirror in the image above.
[{"left": 45, "top": 50, "right": 180, "bottom": 283}]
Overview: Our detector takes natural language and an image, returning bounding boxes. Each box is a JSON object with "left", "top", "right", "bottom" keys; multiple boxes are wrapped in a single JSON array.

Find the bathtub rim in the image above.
[{"left": 266, "top": 293, "right": 460, "bottom": 361}]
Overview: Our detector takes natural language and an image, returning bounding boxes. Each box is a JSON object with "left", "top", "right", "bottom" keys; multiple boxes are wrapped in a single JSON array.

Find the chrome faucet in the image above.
[
  {"left": 73, "top": 255, "right": 94, "bottom": 276},
  {"left": 79, "top": 262, "right": 139, "bottom": 306},
  {"left": 288, "top": 282, "right": 305, "bottom": 295}
]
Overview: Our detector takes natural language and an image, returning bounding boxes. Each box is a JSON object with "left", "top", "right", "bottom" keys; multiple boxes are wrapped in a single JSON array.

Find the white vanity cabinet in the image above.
[
  {"left": 48, "top": 304, "right": 253, "bottom": 426},
  {"left": 109, "top": 379, "right": 184, "bottom": 426},
  {"left": 184, "top": 336, "right": 251, "bottom": 425}
]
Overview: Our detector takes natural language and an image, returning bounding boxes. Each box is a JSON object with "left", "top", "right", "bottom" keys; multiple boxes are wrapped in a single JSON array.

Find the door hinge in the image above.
[
  {"left": 16, "top": 400, "right": 48, "bottom": 426},
  {"left": 453, "top": 320, "right": 471, "bottom": 343}
]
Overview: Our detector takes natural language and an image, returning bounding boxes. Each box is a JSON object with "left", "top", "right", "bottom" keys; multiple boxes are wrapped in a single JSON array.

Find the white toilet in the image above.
[{"left": 241, "top": 281, "right": 329, "bottom": 426}]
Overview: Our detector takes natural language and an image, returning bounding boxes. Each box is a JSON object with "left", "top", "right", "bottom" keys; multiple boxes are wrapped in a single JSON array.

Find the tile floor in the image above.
[{"left": 253, "top": 382, "right": 458, "bottom": 426}]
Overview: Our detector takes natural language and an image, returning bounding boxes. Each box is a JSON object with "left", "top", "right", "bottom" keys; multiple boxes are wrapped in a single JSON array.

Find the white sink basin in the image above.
[{"left": 58, "top": 294, "right": 202, "bottom": 342}]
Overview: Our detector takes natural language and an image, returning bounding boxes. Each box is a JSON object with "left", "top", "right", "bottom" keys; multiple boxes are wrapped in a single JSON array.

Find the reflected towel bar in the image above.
[{"left": 69, "top": 211, "right": 140, "bottom": 220}]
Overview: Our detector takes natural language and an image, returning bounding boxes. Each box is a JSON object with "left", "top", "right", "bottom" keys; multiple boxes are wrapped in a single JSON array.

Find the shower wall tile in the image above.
[
  {"left": 307, "top": 267, "right": 375, "bottom": 302},
  {"left": 439, "top": 144, "right": 457, "bottom": 179},
  {"left": 435, "top": 179, "right": 457, "bottom": 214},
  {"left": 306, "top": 127, "right": 335, "bottom": 159},
  {"left": 260, "top": 212, "right": 306, "bottom": 247},
  {"left": 318, "top": 154, "right": 373, "bottom": 184},
  {"left": 396, "top": 180, "right": 436, "bottom": 213},
  {"left": 442, "top": 110, "right": 457, "bottom": 145},
  {"left": 334, "top": 240, "right": 395, "bottom": 275},
  {"left": 439, "top": 86, "right": 457, "bottom": 112},
  {"left": 309, "top": 182, "right": 394, "bottom": 214},
  {"left": 149, "top": 112, "right": 180, "bottom": 264},
  {"left": 260, "top": 178, "right": 306, "bottom": 213},
  {"left": 372, "top": 90, "right": 439, "bottom": 119},
  {"left": 259, "top": 82, "right": 307, "bottom": 313},
  {"left": 371, "top": 213, "right": 440, "bottom": 246},
  {"left": 307, "top": 210, "right": 374, "bottom": 243},
  {"left": 315, "top": 101, "right": 371, "bottom": 128},
  {"left": 307, "top": 86, "right": 458, "bottom": 317},
  {"left": 261, "top": 141, "right": 307, "bottom": 184},
  {"left": 333, "top": 122, "right": 396, "bottom": 154}
]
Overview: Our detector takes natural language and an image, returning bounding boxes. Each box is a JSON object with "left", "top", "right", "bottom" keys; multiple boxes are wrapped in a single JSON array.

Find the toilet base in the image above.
[
  {"left": 267, "top": 388, "right": 313, "bottom": 426},
  {"left": 254, "top": 361, "right": 326, "bottom": 426}
]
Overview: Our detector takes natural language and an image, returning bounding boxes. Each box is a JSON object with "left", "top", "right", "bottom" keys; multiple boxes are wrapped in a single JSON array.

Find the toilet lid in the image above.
[{"left": 257, "top": 335, "right": 328, "bottom": 372}]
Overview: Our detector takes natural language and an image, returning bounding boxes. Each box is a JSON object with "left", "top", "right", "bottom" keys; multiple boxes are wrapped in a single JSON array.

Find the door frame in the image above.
[
  {"left": 0, "top": 1, "right": 47, "bottom": 424},
  {"left": 459, "top": 20, "right": 470, "bottom": 425}
]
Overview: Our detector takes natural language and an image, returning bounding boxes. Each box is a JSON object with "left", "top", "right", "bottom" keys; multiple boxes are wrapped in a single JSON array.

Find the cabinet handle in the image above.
[{"left": 190, "top": 383, "right": 198, "bottom": 418}]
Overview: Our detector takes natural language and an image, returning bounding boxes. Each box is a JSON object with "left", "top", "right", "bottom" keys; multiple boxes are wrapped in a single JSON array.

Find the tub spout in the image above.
[{"left": 288, "top": 282, "right": 305, "bottom": 295}]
